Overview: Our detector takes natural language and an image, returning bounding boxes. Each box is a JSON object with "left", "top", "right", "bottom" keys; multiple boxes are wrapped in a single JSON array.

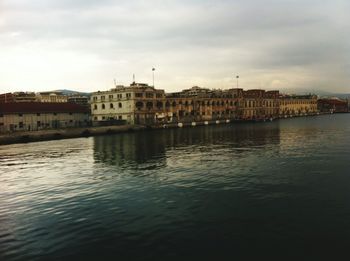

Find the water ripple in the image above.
[{"left": 1, "top": 115, "right": 350, "bottom": 260}]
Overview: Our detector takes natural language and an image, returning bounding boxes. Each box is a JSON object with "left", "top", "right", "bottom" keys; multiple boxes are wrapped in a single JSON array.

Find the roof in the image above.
[
  {"left": 318, "top": 99, "right": 348, "bottom": 105},
  {"left": 0, "top": 102, "right": 89, "bottom": 114}
]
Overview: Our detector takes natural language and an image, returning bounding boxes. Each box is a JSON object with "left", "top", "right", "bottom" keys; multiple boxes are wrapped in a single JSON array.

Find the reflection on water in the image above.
[
  {"left": 93, "top": 123, "right": 281, "bottom": 168},
  {"left": 1, "top": 114, "right": 350, "bottom": 260}
]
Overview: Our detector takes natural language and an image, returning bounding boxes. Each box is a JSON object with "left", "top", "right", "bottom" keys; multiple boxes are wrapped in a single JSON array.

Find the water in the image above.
[{"left": 1, "top": 114, "right": 350, "bottom": 260}]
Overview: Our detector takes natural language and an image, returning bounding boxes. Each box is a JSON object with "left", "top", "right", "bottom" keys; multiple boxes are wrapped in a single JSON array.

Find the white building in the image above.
[
  {"left": 37, "top": 91, "right": 68, "bottom": 103},
  {"left": 0, "top": 102, "right": 89, "bottom": 133},
  {"left": 91, "top": 82, "right": 165, "bottom": 125}
]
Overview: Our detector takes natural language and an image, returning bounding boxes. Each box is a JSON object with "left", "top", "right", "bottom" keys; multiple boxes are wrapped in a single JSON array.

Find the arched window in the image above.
[
  {"left": 110, "top": 103, "right": 114, "bottom": 109},
  {"left": 156, "top": 101, "right": 163, "bottom": 109},
  {"left": 146, "top": 101, "right": 153, "bottom": 109},
  {"left": 136, "top": 101, "right": 143, "bottom": 110},
  {"left": 94, "top": 104, "right": 97, "bottom": 110},
  {"left": 102, "top": 104, "right": 105, "bottom": 109},
  {"left": 118, "top": 102, "right": 122, "bottom": 108},
  {"left": 172, "top": 101, "right": 176, "bottom": 107},
  {"left": 165, "top": 101, "right": 170, "bottom": 107}
]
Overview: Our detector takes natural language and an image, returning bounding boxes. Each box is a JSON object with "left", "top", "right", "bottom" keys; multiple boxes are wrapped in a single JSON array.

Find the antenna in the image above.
[{"left": 133, "top": 74, "right": 135, "bottom": 84}]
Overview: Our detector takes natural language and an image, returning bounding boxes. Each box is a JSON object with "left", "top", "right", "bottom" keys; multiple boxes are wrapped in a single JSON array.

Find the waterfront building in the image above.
[
  {"left": 263, "top": 91, "right": 280, "bottom": 119},
  {"left": 165, "top": 87, "right": 243, "bottom": 123},
  {"left": 317, "top": 98, "right": 349, "bottom": 113},
  {"left": 37, "top": 91, "right": 68, "bottom": 103},
  {"left": 279, "top": 94, "right": 318, "bottom": 117},
  {"left": 0, "top": 102, "right": 89, "bottom": 133},
  {"left": 241, "top": 89, "right": 279, "bottom": 120},
  {"left": 90, "top": 82, "right": 165, "bottom": 125},
  {"left": 242, "top": 89, "right": 265, "bottom": 120}
]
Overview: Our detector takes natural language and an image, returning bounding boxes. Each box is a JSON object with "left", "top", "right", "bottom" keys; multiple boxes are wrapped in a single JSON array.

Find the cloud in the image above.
[{"left": 0, "top": 0, "right": 349, "bottom": 93}]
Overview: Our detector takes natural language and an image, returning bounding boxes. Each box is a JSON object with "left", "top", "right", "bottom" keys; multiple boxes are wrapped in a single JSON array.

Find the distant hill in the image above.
[
  {"left": 279, "top": 88, "right": 350, "bottom": 99},
  {"left": 52, "top": 89, "right": 91, "bottom": 97}
]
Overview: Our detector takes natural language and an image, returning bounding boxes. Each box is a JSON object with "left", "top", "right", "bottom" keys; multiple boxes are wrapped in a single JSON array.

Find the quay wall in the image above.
[
  {"left": 0, "top": 112, "right": 336, "bottom": 146},
  {"left": 0, "top": 125, "right": 145, "bottom": 146}
]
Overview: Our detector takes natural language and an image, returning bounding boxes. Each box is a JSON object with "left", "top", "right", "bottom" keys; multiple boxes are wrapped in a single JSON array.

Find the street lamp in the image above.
[
  {"left": 236, "top": 75, "right": 239, "bottom": 88},
  {"left": 152, "top": 68, "right": 156, "bottom": 87}
]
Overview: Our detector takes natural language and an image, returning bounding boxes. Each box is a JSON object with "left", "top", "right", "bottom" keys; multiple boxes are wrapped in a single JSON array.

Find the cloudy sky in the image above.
[{"left": 0, "top": 0, "right": 349, "bottom": 93}]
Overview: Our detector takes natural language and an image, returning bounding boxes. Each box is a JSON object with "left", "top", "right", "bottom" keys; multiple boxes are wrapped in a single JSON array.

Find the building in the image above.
[
  {"left": 279, "top": 94, "right": 318, "bottom": 117},
  {"left": 90, "top": 82, "right": 165, "bottom": 125},
  {"left": 0, "top": 93, "right": 14, "bottom": 103},
  {"left": 263, "top": 91, "right": 280, "bottom": 119},
  {"left": 165, "top": 87, "right": 243, "bottom": 122},
  {"left": 317, "top": 98, "right": 349, "bottom": 113},
  {"left": 0, "top": 102, "right": 89, "bottom": 133},
  {"left": 37, "top": 91, "right": 68, "bottom": 103},
  {"left": 0, "top": 92, "right": 38, "bottom": 103},
  {"left": 68, "top": 95, "right": 90, "bottom": 107},
  {"left": 242, "top": 89, "right": 265, "bottom": 120}
]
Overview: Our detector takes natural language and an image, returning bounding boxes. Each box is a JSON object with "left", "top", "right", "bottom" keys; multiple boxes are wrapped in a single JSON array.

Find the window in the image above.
[
  {"left": 19, "top": 122, "right": 23, "bottom": 128},
  {"left": 36, "top": 113, "right": 41, "bottom": 116},
  {"left": 94, "top": 104, "right": 97, "bottom": 110},
  {"left": 156, "top": 93, "right": 162, "bottom": 98},
  {"left": 110, "top": 103, "right": 114, "bottom": 109},
  {"left": 135, "top": 93, "right": 143, "bottom": 98},
  {"left": 69, "top": 112, "right": 73, "bottom": 115},
  {"left": 37, "top": 121, "right": 41, "bottom": 127},
  {"left": 117, "top": 94, "right": 122, "bottom": 99},
  {"left": 102, "top": 104, "right": 105, "bottom": 109},
  {"left": 101, "top": 96, "right": 105, "bottom": 101},
  {"left": 53, "top": 113, "right": 57, "bottom": 116},
  {"left": 118, "top": 102, "right": 122, "bottom": 108},
  {"left": 126, "top": 93, "right": 131, "bottom": 98},
  {"left": 102, "top": 116, "right": 105, "bottom": 120},
  {"left": 146, "top": 93, "right": 153, "bottom": 98},
  {"left": 94, "top": 116, "right": 97, "bottom": 121},
  {"left": 18, "top": 113, "right": 23, "bottom": 117},
  {"left": 118, "top": 116, "right": 122, "bottom": 120},
  {"left": 109, "top": 94, "right": 113, "bottom": 99},
  {"left": 93, "top": 96, "right": 97, "bottom": 101}
]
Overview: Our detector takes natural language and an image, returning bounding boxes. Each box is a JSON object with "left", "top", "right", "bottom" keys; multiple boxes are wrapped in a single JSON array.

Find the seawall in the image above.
[
  {"left": 0, "top": 125, "right": 146, "bottom": 146},
  {"left": 0, "top": 112, "right": 336, "bottom": 146}
]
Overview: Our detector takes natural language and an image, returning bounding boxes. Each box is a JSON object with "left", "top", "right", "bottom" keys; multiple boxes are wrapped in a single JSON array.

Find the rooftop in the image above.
[{"left": 0, "top": 102, "right": 89, "bottom": 114}]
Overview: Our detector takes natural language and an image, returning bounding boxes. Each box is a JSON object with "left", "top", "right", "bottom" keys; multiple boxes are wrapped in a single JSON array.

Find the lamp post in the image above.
[
  {"left": 152, "top": 68, "right": 155, "bottom": 87},
  {"left": 236, "top": 75, "right": 239, "bottom": 88}
]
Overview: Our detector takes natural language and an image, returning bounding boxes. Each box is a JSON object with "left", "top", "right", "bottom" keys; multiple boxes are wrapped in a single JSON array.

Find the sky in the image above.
[{"left": 0, "top": 0, "right": 349, "bottom": 94}]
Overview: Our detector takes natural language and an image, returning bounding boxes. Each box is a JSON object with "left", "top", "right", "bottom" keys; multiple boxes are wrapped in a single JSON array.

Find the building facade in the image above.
[
  {"left": 0, "top": 102, "right": 89, "bottom": 133},
  {"left": 90, "top": 83, "right": 165, "bottom": 125},
  {"left": 317, "top": 98, "right": 349, "bottom": 113},
  {"left": 164, "top": 87, "right": 243, "bottom": 123},
  {"left": 38, "top": 92, "right": 68, "bottom": 103},
  {"left": 68, "top": 95, "right": 90, "bottom": 107},
  {"left": 0, "top": 92, "right": 38, "bottom": 103},
  {"left": 279, "top": 95, "right": 318, "bottom": 117}
]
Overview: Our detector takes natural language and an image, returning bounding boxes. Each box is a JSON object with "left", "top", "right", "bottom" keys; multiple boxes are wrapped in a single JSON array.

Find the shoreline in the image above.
[
  {"left": 0, "top": 112, "right": 341, "bottom": 146},
  {"left": 0, "top": 125, "right": 146, "bottom": 146}
]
